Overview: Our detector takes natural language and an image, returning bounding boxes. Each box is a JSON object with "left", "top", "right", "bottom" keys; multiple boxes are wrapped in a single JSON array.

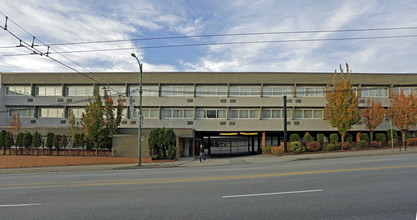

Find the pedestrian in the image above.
[{"left": 199, "top": 144, "right": 207, "bottom": 163}]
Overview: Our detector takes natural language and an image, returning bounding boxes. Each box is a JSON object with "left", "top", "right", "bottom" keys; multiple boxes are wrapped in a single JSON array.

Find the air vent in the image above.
[
  {"left": 230, "top": 99, "right": 236, "bottom": 103},
  {"left": 58, "top": 98, "right": 64, "bottom": 102},
  {"left": 220, "top": 99, "right": 227, "bottom": 103},
  {"left": 187, "top": 99, "right": 193, "bottom": 103},
  {"left": 296, "top": 99, "right": 302, "bottom": 103},
  {"left": 294, "top": 121, "right": 300, "bottom": 126},
  {"left": 220, "top": 121, "right": 226, "bottom": 125},
  {"left": 30, "top": 120, "right": 36, "bottom": 124},
  {"left": 187, "top": 121, "right": 193, "bottom": 125},
  {"left": 130, "top": 121, "right": 137, "bottom": 125},
  {"left": 67, "top": 99, "right": 72, "bottom": 103},
  {"left": 360, "top": 100, "right": 365, "bottom": 104},
  {"left": 60, "top": 120, "right": 66, "bottom": 124},
  {"left": 287, "top": 99, "right": 292, "bottom": 103},
  {"left": 27, "top": 98, "right": 33, "bottom": 102},
  {"left": 122, "top": 121, "right": 127, "bottom": 124},
  {"left": 229, "top": 121, "right": 235, "bottom": 126}
]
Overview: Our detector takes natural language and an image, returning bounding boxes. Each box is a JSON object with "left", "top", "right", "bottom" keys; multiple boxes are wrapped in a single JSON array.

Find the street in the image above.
[{"left": 1, "top": 154, "right": 417, "bottom": 219}]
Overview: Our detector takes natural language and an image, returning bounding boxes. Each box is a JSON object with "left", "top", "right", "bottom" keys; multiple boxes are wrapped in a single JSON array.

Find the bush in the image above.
[
  {"left": 359, "top": 133, "right": 369, "bottom": 142},
  {"left": 290, "top": 141, "right": 306, "bottom": 154},
  {"left": 375, "top": 133, "right": 386, "bottom": 143},
  {"left": 152, "top": 155, "right": 159, "bottom": 160},
  {"left": 166, "top": 145, "right": 176, "bottom": 159},
  {"left": 371, "top": 141, "right": 382, "bottom": 148},
  {"left": 263, "top": 145, "right": 271, "bottom": 153},
  {"left": 306, "top": 141, "right": 320, "bottom": 152},
  {"left": 357, "top": 140, "right": 368, "bottom": 149},
  {"left": 303, "top": 134, "right": 313, "bottom": 144},
  {"left": 316, "top": 133, "right": 325, "bottom": 144},
  {"left": 387, "top": 129, "right": 398, "bottom": 140},
  {"left": 345, "top": 133, "right": 353, "bottom": 143},
  {"left": 326, "top": 144, "right": 338, "bottom": 151},
  {"left": 329, "top": 133, "right": 339, "bottom": 144},
  {"left": 342, "top": 142, "right": 352, "bottom": 150},
  {"left": 406, "top": 138, "right": 417, "bottom": 146},
  {"left": 388, "top": 139, "right": 398, "bottom": 147},
  {"left": 290, "top": 133, "right": 300, "bottom": 142}
]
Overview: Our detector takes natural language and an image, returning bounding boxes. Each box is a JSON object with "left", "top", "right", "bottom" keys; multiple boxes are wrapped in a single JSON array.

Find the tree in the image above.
[
  {"left": 387, "top": 90, "right": 417, "bottom": 151},
  {"left": 16, "top": 132, "right": 24, "bottom": 155},
  {"left": 23, "top": 132, "right": 32, "bottom": 155},
  {"left": 53, "top": 134, "right": 62, "bottom": 156},
  {"left": 9, "top": 113, "right": 21, "bottom": 155},
  {"left": 101, "top": 88, "right": 123, "bottom": 154},
  {"left": 360, "top": 98, "right": 385, "bottom": 145},
  {"left": 45, "top": 132, "right": 54, "bottom": 156},
  {"left": 80, "top": 86, "right": 104, "bottom": 156},
  {"left": 32, "top": 132, "right": 42, "bottom": 156},
  {"left": 324, "top": 64, "right": 360, "bottom": 146},
  {"left": 68, "top": 108, "right": 81, "bottom": 156},
  {"left": 0, "top": 130, "right": 6, "bottom": 155},
  {"left": 148, "top": 128, "right": 176, "bottom": 159},
  {"left": 6, "top": 132, "right": 14, "bottom": 155}
]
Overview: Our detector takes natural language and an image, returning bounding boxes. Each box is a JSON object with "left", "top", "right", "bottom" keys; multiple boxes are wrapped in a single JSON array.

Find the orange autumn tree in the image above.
[
  {"left": 324, "top": 64, "right": 360, "bottom": 146},
  {"left": 387, "top": 90, "right": 417, "bottom": 151},
  {"left": 360, "top": 98, "right": 385, "bottom": 145}
]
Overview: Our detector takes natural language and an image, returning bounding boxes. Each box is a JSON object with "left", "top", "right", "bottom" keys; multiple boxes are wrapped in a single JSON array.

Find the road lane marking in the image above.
[
  {"left": 210, "top": 167, "right": 261, "bottom": 172},
  {"left": 222, "top": 189, "right": 323, "bottom": 199},
  {"left": 1, "top": 164, "right": 417, "bottom": 190},
  {"left": 0, "top": 203, "right": 41, "bottom": 208}
]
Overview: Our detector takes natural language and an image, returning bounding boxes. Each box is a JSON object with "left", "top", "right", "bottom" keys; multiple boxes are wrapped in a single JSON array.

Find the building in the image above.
[{"left": 1, "top": 72, "right": 416, "bottom": 158}]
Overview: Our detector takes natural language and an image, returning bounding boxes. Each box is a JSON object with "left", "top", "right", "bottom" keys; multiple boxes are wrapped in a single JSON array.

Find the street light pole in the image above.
[{"left": 131, "top": 53, "right": 143, "bottom": 166}]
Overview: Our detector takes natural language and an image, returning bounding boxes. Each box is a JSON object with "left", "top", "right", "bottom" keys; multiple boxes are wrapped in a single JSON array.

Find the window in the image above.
[
  {"left": 393, "top": 87, "right": 417, "bottom": 96},
  {"left": 5, "top": 86, "right": 31, "bottom": 96},
  {"left": 9, "top": 108, "right": 35, "bottom": 118},
  {"left": 35, "top": 86, "right": 62, "bottom": 96},
  {"left": 361, "top": 87, "right": 388, "bottom": 97},
  {"left": 263, "top": 86, "right": 292, "bottom": 97},
  {"left": 296, "top": 86, "right": 325, "bottom": 97},
  {"left": 130, "top": 85, "right": 159, "bottom": 96},
  {"left": 132, "top": 108, "right": 159, "bottom": 119},
  {"left": 161, "top": 85, "right": 193, "bottom": 96},
  {"left": 161, "top": 108, "right": 194, "bottom": 119},
  {"left": 66, "top": 86, "right": 94, "bottom": 96},
  {"left": 294, "top": 109, "right": 322, "bottom": 119},
  {"left": 196, "top": 85, "right": 227, "bottom": 97},
  {"left": 39, "top": 108, "right": 64, "bottom": 118},
  {"left": 196, "top": 109, "right": 227, "bottom": 119},
  {"left": 229, "top": 109, "right": 259, "bottom": 119},
  {"left": 69, "top": 108, "right": 85, "bottom": 118},
  {"left": 229, "top": 86, "right": 260, "bottom": 97},
  {"left": 99, "top": 86, "right": 126, "bottom": 96}
]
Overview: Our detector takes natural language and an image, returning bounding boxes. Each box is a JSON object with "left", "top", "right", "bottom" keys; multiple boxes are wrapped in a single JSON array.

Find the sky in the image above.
[{"left": 1, "top": 0, "right": 417, "bottom": 73}]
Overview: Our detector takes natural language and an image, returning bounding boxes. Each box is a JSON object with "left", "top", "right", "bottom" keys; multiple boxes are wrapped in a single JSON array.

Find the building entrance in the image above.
[{"left": 205, "top": 136, "right": 259, "bottom": 156}]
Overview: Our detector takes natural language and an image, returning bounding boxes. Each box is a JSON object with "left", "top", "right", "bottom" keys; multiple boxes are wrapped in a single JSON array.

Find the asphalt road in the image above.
[{"left": 1, "top": 154, "right": 417, "bottom": 220}]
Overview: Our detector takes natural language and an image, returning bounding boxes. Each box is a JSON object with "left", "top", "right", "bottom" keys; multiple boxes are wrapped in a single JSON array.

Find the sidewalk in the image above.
[{"left": 1, "top": 147, "right": 417, "bottom": 174}]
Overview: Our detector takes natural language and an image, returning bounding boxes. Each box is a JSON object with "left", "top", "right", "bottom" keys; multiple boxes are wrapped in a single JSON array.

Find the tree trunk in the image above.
[
  {"left": 400, "top": 131, "right": 405, "bottom": 151},
  {"left": 341, "top": 134, "right": 345, "bottom": 150},
  {"left": 95, "top": 142, "right": 98, "bottom": 157},
  {"left": 15, "top": 146, "right": 17, "bottom": 155},
  {"left": 370, "top": 131, "right": 374, "bottom": 147},
  {"left": 402, "top": 131, "right": 407, "bottom": 151}
]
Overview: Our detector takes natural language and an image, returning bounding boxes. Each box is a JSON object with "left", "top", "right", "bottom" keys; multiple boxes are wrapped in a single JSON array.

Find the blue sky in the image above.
[{"left": 1, "top": 0, "right": 417, "bottom": 73}]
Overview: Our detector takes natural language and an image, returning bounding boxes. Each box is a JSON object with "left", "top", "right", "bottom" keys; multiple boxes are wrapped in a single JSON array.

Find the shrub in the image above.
[
  {"left": 326, "top": 144, "right": 338, "bottom": 151},
  {"left": 290, "top": 133, "right": 300, "bottom": 142},
  {"left": 359, "top": 133, "right": 369, "bottom": 142},
  {"left": 345, "top": 133, "right": 353, "bottom": 143},
  {"left": 45, "top": 132, "right": 54, "bottom": 150},
  {"left": 303, "top": 134, "right": 313, "bottom": 144},
  {"left": 290, "top": 141, "right": 306, "bottom": 154},
  {"left": 32, "top": 132, "right": 42, "bottom": 149},
  {"left": 388, "top": 139, "right": 398, "bottom": 147},
  {"left": 316, "top": 133, "right": 325, "bottom": 144},
  {"left": 306, "top": 141, "right": 320, "bottom": 152},
  {"left": 387, "top": 129, "right": 398, "bottom": 140},
  {"left": 263, "top": 145, "right": 271, "bottom": 153},
  {"left": 342, "top": 142, "right": 352, "bottom": 150},
  {"left": 357, "top": 140, "right": 368, "bottom": 149},
  {"left": 152, "top": 155, "right": 159, "bottom": 160},
  {"left": 329, "top": 133, "right": 339, "bottom": 144},
  {"left": 375, "top": 133, "right": 386, "bottom": 143},
  {"left": 406, "top": 138, "right": 417, "bottom": 146},
  {"left": 166, "top": 145, "right": 176, "bottom": 159},
  {"left": 371, "top": 141, "right": 382, "bottom": 148}
]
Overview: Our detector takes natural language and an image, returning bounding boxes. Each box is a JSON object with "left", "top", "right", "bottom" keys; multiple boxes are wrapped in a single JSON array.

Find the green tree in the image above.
[
  {"left": 324, "top": 64, "right": 360, "bottom": 147},
  {"left": 148, "top": 128, "right": 176, "bottom": 159},
  {"left": 32, "top": 132, "right": 42, "bottom": 156},
  {"left": 16, "top": 132, "right": 24, "bottom": 155},
  {"left": 0, "top": 130, "right": 6, "bottom": 155},
  {"left": 6, "top": 132, "right": 14, "bottom": 155},
  {"left": 45, "top": 132, "right": 54, "bottom": 156},
  {"left": 23, "top": 132, "right": 32, "bottom": 155},
  {"left": 53, "top": 134, "right": 62, "bottom": 156},
  {"left": 68, "top": 108, "right": 80, "bottom": 156}
]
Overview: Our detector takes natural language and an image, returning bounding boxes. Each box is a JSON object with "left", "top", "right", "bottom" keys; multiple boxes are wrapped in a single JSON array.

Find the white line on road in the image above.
[
  {"left": 222, "top": 189, "right": 323, "bottom": 199},
  {"left": 0, "top": 203, "right": 42, "bottom": 208},
  {"left": 211, "top": 167, "right": 261, "bottom": 172}
]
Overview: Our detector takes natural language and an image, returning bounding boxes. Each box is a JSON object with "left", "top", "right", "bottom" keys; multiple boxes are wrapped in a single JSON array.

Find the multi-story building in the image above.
[{"left": 1, "top": 72, "right": 416, "bottom": 158}]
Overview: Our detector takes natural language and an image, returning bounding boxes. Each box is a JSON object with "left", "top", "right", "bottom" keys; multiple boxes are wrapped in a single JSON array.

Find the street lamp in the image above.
[{"left": 131, "top": 53, "right": 143, "bottom": 166}]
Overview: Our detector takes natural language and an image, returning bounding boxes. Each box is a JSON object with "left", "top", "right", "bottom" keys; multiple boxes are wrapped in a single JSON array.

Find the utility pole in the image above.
[
  {"left": 283, "top": 96, "right": 288, "bottom": 153},
  {"left": 131, "top": 53, "right": 143, "bottom": 166}
]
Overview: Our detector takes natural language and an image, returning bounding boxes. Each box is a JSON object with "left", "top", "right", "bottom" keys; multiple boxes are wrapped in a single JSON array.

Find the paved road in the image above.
[{"left": 1, "top": 153, "right": 417, "bottom": 219}]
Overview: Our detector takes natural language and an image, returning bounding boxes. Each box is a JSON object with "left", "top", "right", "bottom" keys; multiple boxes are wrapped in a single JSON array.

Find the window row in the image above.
[
  {"left": 8, "top": 107, "right": 323, "bottom": 120},
  {"left": 7, "top": 85, "right": 416, "bottom": 97}
]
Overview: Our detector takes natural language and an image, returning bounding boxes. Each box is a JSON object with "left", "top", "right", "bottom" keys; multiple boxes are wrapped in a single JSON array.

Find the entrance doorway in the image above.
[{"left": 205, "top": 136, "right": 258, "bottom": 156}]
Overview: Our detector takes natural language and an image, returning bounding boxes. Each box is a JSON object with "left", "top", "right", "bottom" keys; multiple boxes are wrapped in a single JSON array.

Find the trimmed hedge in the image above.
[
  {"left": 303, "top": 134, "right": 313, "bottom": 144},
  {"left": 341, "top": 142, "right": 351, "bottom": 150},
  {"left": 329, "top": 133, "right": 339, "bottom": 144},
  {"left": 306, "top": 141, "right": 320, "bottom": 152},
  {"left": 290, "top": 141, "right": 306, "bottom": 154},
  {"left": 345, "top": 133, "right": 353, "bottom": 143},
  {"left": 326, "top": 144, "right": 338, "bottom": 151},
  {"left": 359, "top": 133, "right": 369, "bottom": 142},
  {"left": 316, "top": 133, "right": 325, "bottom": 144},
  {"left": 357, "top": 140, "right": 368, "bottom": 149},
  {"left": 375, "top": 133, "right": 386, "bottom": 143},
  {"left": 290, "top": 134, "right": 300, "bottom": 142}
]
